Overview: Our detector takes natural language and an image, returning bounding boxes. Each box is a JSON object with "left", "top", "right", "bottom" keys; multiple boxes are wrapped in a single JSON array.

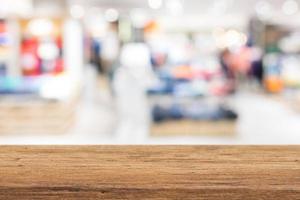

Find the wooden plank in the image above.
[{"left": 0, "top": 146, "right": 299, "bottom": 199}]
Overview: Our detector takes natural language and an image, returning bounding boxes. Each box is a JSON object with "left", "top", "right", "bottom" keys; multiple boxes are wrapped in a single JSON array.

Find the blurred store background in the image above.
[{"left": 0, "top": 0, "right": 300, "bottom": 144}]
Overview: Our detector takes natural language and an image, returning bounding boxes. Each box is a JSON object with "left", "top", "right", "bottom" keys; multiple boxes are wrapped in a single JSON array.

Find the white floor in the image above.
[{"left": 1, "top": 67, "right": 300, "bottom": 144}]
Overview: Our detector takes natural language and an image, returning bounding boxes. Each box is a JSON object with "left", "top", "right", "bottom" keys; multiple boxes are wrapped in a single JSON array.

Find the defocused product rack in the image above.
[
  {"left": 145, "top": 24, "right": 239, "bottom": 137},
  {"left": 262, "top": 22, "right": 300, "bottom": 109},
  {"left": 0, "top": 16, "right": 83, "bottom": 134}
]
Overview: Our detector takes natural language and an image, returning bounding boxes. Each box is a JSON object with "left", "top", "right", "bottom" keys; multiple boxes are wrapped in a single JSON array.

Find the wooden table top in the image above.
[{"left": 0, "top": 146, "right": 299, "bottom": 199}]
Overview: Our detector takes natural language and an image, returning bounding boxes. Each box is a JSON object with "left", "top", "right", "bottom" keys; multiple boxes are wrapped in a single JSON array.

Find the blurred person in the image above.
[
  {"left": 101, "top": 22, "right": 120, "bottom": 75},
  {"left": 220, "top": 49, "right": 234, "bottom": 80},
  {"left": 220, "top": 47, "right": 252, "bottom": 90},
  {"left": 113, "top": 43, "right": 155, "bottom": 143},
  {"left": 90, "top": 37, "right": 104, "bottom": 74},
  {"left": 220, "top": 48, "right": 236, "bottom": 91},
  {"left": 250, "top": 47, "right": 264, "bottom": 84}
]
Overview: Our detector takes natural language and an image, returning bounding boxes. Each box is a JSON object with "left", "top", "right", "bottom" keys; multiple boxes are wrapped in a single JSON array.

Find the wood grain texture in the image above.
[{"left": 0, "top": 146, "right": 299, "bottom": 199}]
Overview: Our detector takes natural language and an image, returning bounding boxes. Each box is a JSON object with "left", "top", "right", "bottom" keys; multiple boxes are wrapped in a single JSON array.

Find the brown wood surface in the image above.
[{"left": 0, "top": 146, "right": 299, "bottom": 199}]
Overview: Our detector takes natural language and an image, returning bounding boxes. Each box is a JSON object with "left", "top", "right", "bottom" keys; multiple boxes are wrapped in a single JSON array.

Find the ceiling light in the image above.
[
  {"left": 215, "top": 29, "right": 248, "bottom": 49},
  {"left": 255, "top": 0, "right": 272, "bottom": 20},
  {"left": 70, "top": 5, "right": 85, "bottom": 19},
  {"left": 130, "top": 9, "right": 149, "bottom": 28},
  {"left": 89, "top": 7, "right": 102, "bottom": 15},
  {"left": 282, "top": 0, "right": 299, "bottom": 16},
  {"left": 148, "top": 0, "right": 163, "bottom": 9},
  {"left": 27, "top": 19, "right": 54, "bottom": 36},
  {"left": 166, "top": 0, "right": 184, "bottom": 16},
  {"left": 105, "top": 8, "right": 119, "bottom": 22},
  {"left": 212, "top": 0, "right": 232, "bottom": 15}
]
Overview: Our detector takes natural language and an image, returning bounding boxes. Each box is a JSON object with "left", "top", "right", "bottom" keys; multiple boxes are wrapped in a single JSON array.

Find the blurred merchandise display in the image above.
[
  {"left": 281, "top": 55, "right": 300, "bottom": 87},
  {"left": 145, "top": 26, "right": 240, "bottom": 136},
  {"left": 0, "top": 13, "right": 82, "bottom": 135},
  {"left": 263, "top": 53, "right": 284, "bottom": 93},
  {"left": 152, "top": 103, "right": 237, "bottom": 123},
  {"left": 0, "top": 76, "right": 41, "bottom": 94},
  {"left": 262, "top": 24, "right": 300, "bottom": 93},
  {"left": 20, "top": 18, "right": 64, "bottom": 76},
  {"left": 0, "top": 16, "right": 82, "bottom": 99},
  {"left": 0, "top": 19, "right": 11, "bottom": 76}
]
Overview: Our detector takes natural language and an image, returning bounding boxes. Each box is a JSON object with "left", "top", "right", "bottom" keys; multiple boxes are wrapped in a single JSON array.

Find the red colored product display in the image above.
[
  {"left": 20, "top": 19, "right": 65, "bottom": 76},
  {"left": 0, "top": 21, "right": 6, "bottom": 33},
  {"left": 21, "top": 38, "right": 40, "bottom": 76}
]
